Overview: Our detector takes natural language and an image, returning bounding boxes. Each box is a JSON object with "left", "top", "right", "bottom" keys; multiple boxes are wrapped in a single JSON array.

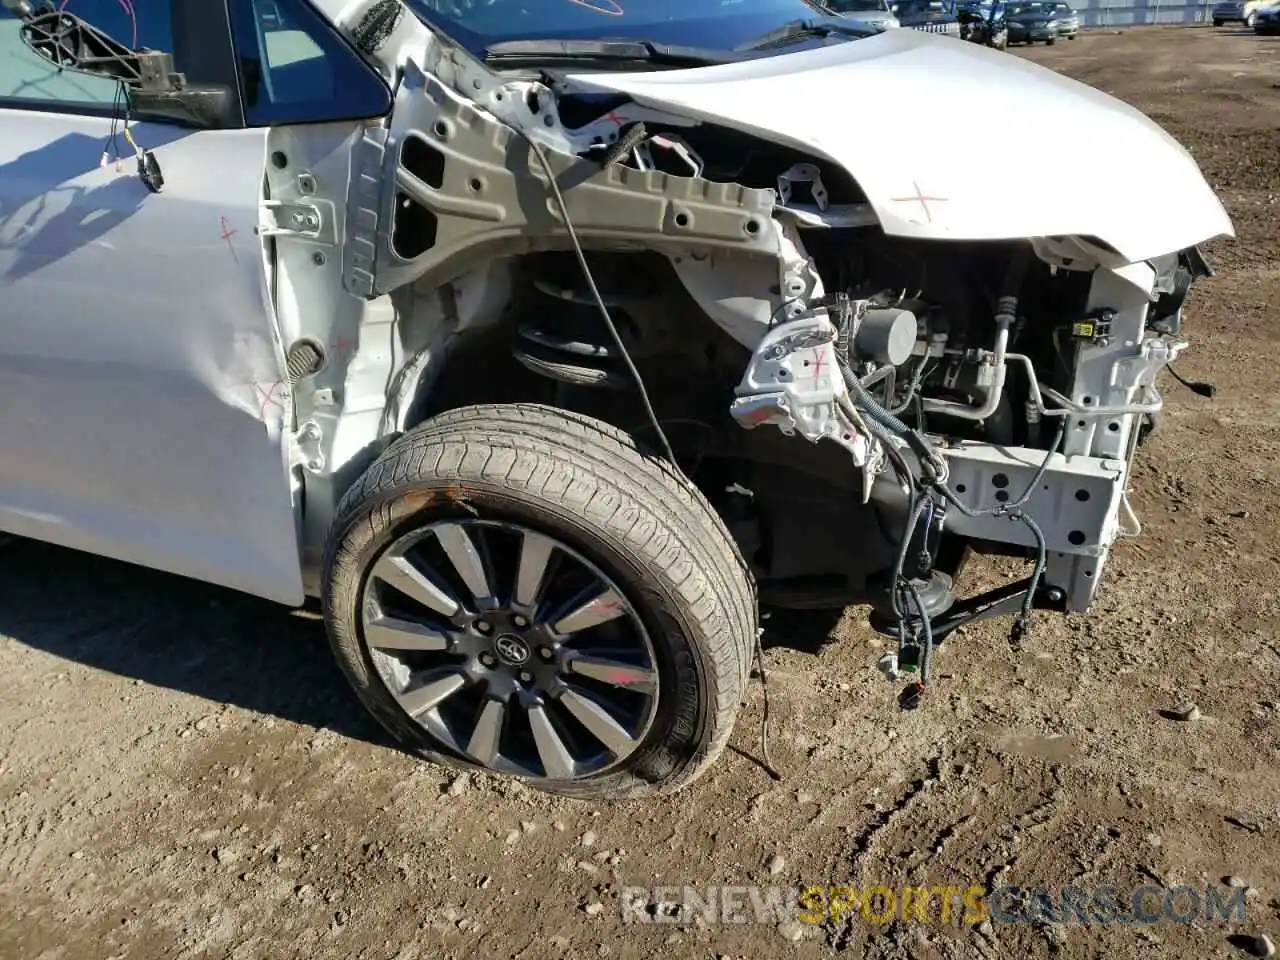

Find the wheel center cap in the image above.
[{"left": 494, "top": 633, "right": 531, "bottom": 666}]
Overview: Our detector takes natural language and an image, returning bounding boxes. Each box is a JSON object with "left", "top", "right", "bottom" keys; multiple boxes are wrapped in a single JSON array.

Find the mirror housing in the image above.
[
  {"left": 130, "top": 86, "right": 237, "bottom": 128},
  {"left": 14, "top": 5, "right": 234, "bottom": 128}
]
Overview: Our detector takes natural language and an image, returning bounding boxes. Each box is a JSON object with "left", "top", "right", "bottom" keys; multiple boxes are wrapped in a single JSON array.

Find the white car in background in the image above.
[
  {"left": 1212, "top": 0, "right": 1267, "bottom": 25},
  {"left": 826, "top": 0, "right": 903, "bottom": 30}
]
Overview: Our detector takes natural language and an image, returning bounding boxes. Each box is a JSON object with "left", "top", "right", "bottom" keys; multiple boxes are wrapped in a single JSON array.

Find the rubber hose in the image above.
[{"left": 842, "top": 361, "right": 939, "bottom": 470}]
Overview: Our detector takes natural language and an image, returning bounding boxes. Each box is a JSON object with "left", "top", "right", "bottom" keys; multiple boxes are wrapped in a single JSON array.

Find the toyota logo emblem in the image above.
[{"left": 495, "top": 634, "right": 531, "bottom": 665}]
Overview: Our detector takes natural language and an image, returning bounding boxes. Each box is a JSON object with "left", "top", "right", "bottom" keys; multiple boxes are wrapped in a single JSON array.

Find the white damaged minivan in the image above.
[{"left": 0, "top": 0, "right": 1231, "bottom": 797}]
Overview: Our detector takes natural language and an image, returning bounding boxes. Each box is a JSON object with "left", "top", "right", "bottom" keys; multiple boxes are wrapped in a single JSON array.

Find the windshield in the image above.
[
  {"left": 1008, "top": 1, "right": 1056, "bottom": 12},
  {"left": 827, "top": 0, "right": 891, "bottom": 12},
  {"left": 405, "top": 0, "right": 838, "bottom": 58}
]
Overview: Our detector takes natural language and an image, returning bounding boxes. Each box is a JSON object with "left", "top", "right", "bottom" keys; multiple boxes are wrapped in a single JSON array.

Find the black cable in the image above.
[
  {"left": 512, "top": 122, "right": 784, "bottom": 776},
  {"left": 889, "top": 355, "right": 936, "bottom": 417},
  {"left": 904, "top": 579, "right": 934, "bottom": 682},
  {"left": 753, "top": 628, "right": 782, "bottom": 781},
  {"left": 103, "top": 80, "right": 124, "bottom": 163},
  {"left": 1165, "top": 362, "right": 1216, "bottom": 398},
  {"left": 929, "top": 418, "right": 1065, "bottom": 641},
  {"left": 515, "top": 129, "right": 679, "bottom": 466}
]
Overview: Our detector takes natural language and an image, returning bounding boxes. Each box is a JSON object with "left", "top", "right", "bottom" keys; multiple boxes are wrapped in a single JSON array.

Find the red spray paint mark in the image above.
[
  {"left": 810, "top": 347, "right": 827, "bottom": 384},
  {"left": 255, "top": 381, "right": 287, "bottom": 421},
  {"left": 219, "top": 217, "right": 239, "bottom": 264},
  {"left": 889, "top": 181, "right": 949, "bottom": 223}
]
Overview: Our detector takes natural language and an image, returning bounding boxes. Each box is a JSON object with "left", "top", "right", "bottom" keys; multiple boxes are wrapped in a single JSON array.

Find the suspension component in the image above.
[{"left": 510, "top": 267, "right": 652, "bottom": 388}]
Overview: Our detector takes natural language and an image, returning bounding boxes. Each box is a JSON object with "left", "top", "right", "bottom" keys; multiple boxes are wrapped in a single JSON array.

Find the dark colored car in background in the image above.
[
  {"left": 1007, "top": 0, "right": 1060, "bottom": 43},
  {"left": 1213, "top": 0, "right": 1264, "bottom": 27},
  {"left": 890, "top": 0, "right": 963, "bottom": 34},
  {"left": 958, "top": 0, "right": 1009, "bottom": 46},
  {"left": 1253, "top": 1, "right": 1280, "bottom": 32}
]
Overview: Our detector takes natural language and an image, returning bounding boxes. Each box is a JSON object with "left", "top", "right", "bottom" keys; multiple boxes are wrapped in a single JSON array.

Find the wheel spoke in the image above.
[
  {"left": 528, "top": 704, "right": 575, "bottom": 779},
  {"left": 396, "top": 672, "right": 468, "bottom": 717},
  {"left": 434, "top": 524, "right": 493, "bottom": 605},
  {"left": 366, "top": 612, "right": 450, "bottom": 651},
  {"left": 559, "top": 689, "right": 637, "bottom": 757},
  {"left": 551, "top": 588, "right": 627, "bottom": 635},
  {"left": 513, "top": 532, "right": 555, "bottom": 608},
  {"left": 372, "top": 554, "right": 459, "bottom": 618},
  {"left": 366, "top": 519, "right": 661, "bottom": 782},
  {"left": 565, "top": 654, "right": 658, "bottom": 693},
  {"left": 466, "top": 698, "right": 506, "bottom": 767}
]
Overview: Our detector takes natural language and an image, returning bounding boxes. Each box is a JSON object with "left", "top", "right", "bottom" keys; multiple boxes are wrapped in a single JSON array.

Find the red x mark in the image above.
[
  {"left": 219, "top": 216, "right": 239, "bottom": 264},
  {"left": 255, "top": 381, "right": 287, "bottom": 421},
  {"left": 810, "top": 347, "right": 827, "bottom": 384},
  {"left": 600, "top": 109, "right": 627, "bottom": 127},
  {"left": 889, "top": 181, "right": 949, "bottom": 223}
]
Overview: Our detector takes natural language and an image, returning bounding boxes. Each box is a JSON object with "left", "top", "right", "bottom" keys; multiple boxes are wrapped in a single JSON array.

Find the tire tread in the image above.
[{"left": 323, "top": 403, "right": 758, "bottom": 799}]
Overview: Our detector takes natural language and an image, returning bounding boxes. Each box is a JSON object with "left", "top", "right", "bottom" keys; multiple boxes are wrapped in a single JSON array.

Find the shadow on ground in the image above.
[
  {"left": 0, "top": 537, "right": 845, "bottom": 745},
  {"left": 760, "top": 606, "right": 848, "bottom": 655},
  {"left": 0, "top": 537, "right": 387, "bottom": 746}
]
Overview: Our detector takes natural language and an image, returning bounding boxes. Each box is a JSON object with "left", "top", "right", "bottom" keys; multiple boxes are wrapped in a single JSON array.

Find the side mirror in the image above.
[
  {"left": 130, "top": 86, "right": 237, "bottom": 128},
  {"left": 15, "top": 8, "right": 234, "bottom": 128}
]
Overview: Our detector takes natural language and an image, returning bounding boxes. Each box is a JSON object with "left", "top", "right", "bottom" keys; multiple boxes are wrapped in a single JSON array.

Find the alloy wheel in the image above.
[{"left": 360, "top": 519, "right": 659, "bottom": 781}]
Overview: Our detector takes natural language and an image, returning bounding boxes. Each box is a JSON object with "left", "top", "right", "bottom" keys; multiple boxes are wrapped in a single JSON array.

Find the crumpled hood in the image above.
[{"left": 563, "top": 30, "right": 1232, "bottom": 263}]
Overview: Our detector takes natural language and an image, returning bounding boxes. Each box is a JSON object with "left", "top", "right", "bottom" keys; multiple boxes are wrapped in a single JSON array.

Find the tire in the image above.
[
  {"left": 1212, "top": 18, "right": 1222, "bottom": 24},
  {"left": 322, "top": 402, "right": 757, "bottom": 799},
  {"left": 1046, "top": 37, "right": 1056, "bottom": 44}
]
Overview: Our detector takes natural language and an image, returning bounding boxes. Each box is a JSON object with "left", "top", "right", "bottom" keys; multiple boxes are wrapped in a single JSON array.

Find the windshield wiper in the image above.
[
  {"left": 735, "top": 17, "right": 880, "bottom": 51},
  {"left": 483, "top": 38, "right": 741, "bottom": 68}
]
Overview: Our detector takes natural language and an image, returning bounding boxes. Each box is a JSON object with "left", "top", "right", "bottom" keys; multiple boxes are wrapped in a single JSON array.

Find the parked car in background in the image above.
[
  {"left": 1253, "top": 0, "right": 1280, "bottom": 31},
  {"left": 1007, "top": 0, "right": 1060, "bottom": 43},
  {"left": 828, "top": 0, "right": 903, "bottom": 30},
  {"left": 958, "top": 0, "right": 1009, "bottom": 46},
  {"left": 1213, "top": 0, "right": 1266, "bottom": 25},
  {"left": 1052, "top": 0, "right": 1079, "bottom": 36},
  {"left": 890, "top": 0, "right": 963, "bottom": 34}
]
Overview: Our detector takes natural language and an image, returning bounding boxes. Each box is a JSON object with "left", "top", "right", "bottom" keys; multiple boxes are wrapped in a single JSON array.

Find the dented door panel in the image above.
[{"left": 0, "top": 111, "right": 305, "bottom": 605}]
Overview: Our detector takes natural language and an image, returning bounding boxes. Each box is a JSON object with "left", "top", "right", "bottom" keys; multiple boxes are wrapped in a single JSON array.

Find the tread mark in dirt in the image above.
[
  {"left": 911, "top": 813, "right": 977, "bottom": 868},
  {"left": 827, "top": 750, "right": 947, "bottom": 950}
]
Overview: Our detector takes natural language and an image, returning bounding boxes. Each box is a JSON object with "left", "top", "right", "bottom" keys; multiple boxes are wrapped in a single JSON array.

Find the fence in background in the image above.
[{"left": 1071, "top": 0, "right": 1221, "bottom": 26}]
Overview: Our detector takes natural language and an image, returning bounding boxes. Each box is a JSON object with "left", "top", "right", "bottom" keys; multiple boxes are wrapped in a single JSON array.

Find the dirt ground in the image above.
[{"left": 2, "top": 25, "right": 1278, "bottom": 960}]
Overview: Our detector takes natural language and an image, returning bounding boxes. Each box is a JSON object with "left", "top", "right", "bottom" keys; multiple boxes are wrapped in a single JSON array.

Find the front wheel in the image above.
[
  {"left": 322, "top": 403, "right": 757, "bottom": 799},
  {"left": 1212, "top": 17, "right": 1223, "bottom": 24},
  {"left": 1046, "top": 37, "right": 1056, "bottom": 44}
]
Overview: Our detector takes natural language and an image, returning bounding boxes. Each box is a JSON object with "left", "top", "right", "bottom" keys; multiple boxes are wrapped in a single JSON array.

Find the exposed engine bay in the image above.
[{"left": 264, "top": 4, "right": 1224, "bottom": 699}]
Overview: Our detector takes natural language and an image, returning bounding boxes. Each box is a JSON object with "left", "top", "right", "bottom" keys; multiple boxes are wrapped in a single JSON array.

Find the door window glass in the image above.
[{"left": 229, "top": 0, "right": 392, "bottom": 126}]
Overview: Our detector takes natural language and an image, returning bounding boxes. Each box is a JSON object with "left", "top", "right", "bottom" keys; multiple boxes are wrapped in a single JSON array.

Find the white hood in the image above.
[{"left": 563, "top": 30, "right": 1232, "bottom": 263}]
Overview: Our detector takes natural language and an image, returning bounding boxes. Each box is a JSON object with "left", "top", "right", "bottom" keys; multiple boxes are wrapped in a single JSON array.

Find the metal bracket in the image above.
[
  {"left": 776, "top": 162, "right": 829, "bottom": 211},
  {"left": 260, "top": 198, "right": 337, "bottom": 245},
  {"left": 870, "top": 577, "right": 1068, "bottom": 645},
  {"left": 289, "top": 420, "right": 325, "bottom": 473},
  {"left": 730, "top": 313, "right": 871, "bottom": 466}
]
